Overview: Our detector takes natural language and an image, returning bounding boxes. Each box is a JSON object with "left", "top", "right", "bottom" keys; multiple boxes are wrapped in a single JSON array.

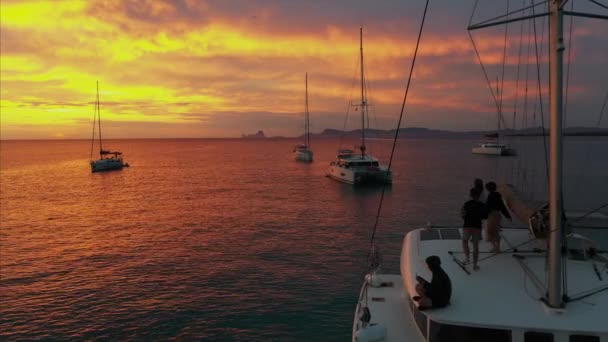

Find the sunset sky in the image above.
[{"left": 1, "top": 0, "right": 606, "bottom": 139}]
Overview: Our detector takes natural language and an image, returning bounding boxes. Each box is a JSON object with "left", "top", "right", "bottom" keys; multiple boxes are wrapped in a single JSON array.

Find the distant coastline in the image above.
[{"left": 300, "top": 126, "right": 608, "bottom": 139}]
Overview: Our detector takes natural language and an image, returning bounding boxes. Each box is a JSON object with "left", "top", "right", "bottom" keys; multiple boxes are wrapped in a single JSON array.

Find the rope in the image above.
[
  {"left": 367, "top": 0, "right": 430, "bottom": 256},
  {"left": 563, "top": 0, "right": 575, "bottom": 129},
  {"left": 339, "top": 55, "right": 361, "bottom": 149},
  {"left": 509, "top": 0, "right": 527, "bottom": 183},
  {"left": 567, "top": 202, "right": 608, "bottom": 225},
  {"left": 531, "top": 1, "right": 550, "bottom": 184},
  {"left": 499, "top": 0, "right": 511, "bottom": 133},
  {"left": 587, "top": 0, "right": 608, "bottom": 10},
  {"left": 597, "top": 89, "right": 608, "bottom": 127}
]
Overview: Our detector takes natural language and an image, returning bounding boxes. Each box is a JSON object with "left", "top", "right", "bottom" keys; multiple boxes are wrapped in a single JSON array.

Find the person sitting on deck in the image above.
[
  {"left": 461, "top": 187, "right": 488, "bottom": 271},
  {"left": 414, "top": 256, "right": 452, "bottom": 310}
]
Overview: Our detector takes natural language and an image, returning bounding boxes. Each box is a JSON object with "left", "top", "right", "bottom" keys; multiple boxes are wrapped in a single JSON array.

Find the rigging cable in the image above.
[
  {"left": 90, "top": 87, "right": 97, "bottom": 161},
  {"left": 597, "top": 89, "right": 608, "bottom": 126},
  {"left": 366, "top": 0, "right": 430, "bottom": 264},
  {"left": 531, "top": 0, "right": 550, "bottom": 184},
  {"left": 563, "top": 0, "right": 575, "bottom": 127},
  {"left": 510, "top": 0, "right": 528, "bottom": 183},
  {"left": 339, "top": 57, "right": 362, "bottom": 149}
]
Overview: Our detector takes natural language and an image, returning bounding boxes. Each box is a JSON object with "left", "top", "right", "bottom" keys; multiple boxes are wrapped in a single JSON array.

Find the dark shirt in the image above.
[
  {"left": 486, "top": 191, "right": 512, "bottom": 220},
  {"left": 423, "top": 267, "right": 452, "bottom": 308},
  {"left": 461, "top": 199, "right": 487, "bottom": 229}
]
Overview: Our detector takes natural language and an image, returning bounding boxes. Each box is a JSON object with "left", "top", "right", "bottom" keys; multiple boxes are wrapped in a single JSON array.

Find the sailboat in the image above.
[
  {"left": 293, "top": 72, "right": 314, "bottom": 162},
  {"left": 353, "top": 2, "right": 608, "bottom": 341},
  {"left": 473, "top": 79, "right": 517, "bottom": 156},
  {"left": 90, "top": 81, "right": 129, "bottom": 173},
  {"left": 327, "top": 28, "right": 392, "bottom": 185}
]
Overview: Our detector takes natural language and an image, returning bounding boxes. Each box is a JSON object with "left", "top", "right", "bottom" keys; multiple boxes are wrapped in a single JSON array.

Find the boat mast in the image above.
[
  {"left": 547, "top": 0, "right": 564, "bottom": 308},
  {"left": 496, "top": 77, "right": 501, "bottom": 145},
  {"left": 359, "top": 27, "right": 366, "bottom": 157},
  {"left": 305, "top": 72, "right": 310, "bottom": 148},
  {"left": 96, "top": 80, "right": 103, "bottom": 155}
]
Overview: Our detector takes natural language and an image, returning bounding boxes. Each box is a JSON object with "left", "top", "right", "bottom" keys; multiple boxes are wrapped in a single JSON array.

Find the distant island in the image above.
[
  {"left": 299, "top": 127, "right": 608, "bottom": 139},
  {"left": 242, "top": 130, "right": 266, "bottom": 139}
]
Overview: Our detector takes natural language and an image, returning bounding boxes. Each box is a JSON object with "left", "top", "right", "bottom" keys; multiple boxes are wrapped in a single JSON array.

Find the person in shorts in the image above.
[{"left": 461, "top": 187, "right": 487, "bottom": 270}]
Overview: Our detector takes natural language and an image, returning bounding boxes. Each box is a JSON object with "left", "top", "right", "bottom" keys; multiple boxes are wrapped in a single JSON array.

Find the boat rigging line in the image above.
[{"left": 365, "top": 0, "right": 430, "bottom": 270}]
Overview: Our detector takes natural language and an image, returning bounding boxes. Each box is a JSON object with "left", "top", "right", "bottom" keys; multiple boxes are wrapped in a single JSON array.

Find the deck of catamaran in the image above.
[{"left": 354, "top": 227, "right": 608, "bottom": 342}]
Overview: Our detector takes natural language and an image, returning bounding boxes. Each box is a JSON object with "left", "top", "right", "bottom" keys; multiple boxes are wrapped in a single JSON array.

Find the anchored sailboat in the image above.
[
  {"left": 293, "top": 72, "right": 313, "bottom": 162},
  {"left": 327, "top": 28, "right": 392, "bottom": 185},
  {"left": 473, "top": 80, "right": 516, "bottom": 156},
  {"left": 89, "top": 81, "right": 129, "bottom": 173},
  {"left": 353, "top": 2, "right": 608, "bottom": 341}
]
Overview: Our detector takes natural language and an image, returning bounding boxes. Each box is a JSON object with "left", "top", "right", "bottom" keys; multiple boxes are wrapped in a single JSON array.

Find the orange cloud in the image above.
[{"left": 1, "top": 0, "right": 605, "bottom": 139}]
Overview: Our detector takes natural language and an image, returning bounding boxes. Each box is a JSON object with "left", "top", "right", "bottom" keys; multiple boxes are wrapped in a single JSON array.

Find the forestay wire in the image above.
[{"left": 366, "top": 0, "right": 431, "bottom": 266}]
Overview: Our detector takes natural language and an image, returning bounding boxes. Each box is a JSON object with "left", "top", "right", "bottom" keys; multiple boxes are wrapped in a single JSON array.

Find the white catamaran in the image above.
[
  {"left": 353, "top": 2, "right": 608, "bottom": 341},
  {"left": 294, "top": 72, "right": 314, "bottom": 162},
  {"left": 473, "top": 82, "right": 517, "bottom": 156},
  {"left": 327, "top": 28, "right": 392, "bottom": 185},
  {"left": 89, "top": 81, "right": 129, "bottom": 173}
]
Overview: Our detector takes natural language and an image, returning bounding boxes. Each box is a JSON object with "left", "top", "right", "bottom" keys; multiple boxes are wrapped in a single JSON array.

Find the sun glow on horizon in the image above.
[{"left": 1, "top": 0, "right": 606, "bottom": 139}]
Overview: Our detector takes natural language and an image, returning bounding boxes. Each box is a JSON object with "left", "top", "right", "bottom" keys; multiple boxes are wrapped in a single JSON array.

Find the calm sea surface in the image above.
[{"left": 1, "top": 137, "right": 607, "bottom": 341}]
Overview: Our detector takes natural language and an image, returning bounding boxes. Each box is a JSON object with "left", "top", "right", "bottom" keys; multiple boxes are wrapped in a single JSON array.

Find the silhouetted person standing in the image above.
[
  {"left": 461, "top": 187, "right": 487, "bottom": 270},
  {"left": 485, "top": 181, "right": 512, "bottom": 253}
]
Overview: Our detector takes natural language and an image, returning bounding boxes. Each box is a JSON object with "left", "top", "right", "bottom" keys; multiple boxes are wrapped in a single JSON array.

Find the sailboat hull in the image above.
[
  {"left": 327, "top": 164, "right": 392, "bottom": 185},
  {"left": 294, "top": 149, "right": 313, "bottom": 162},
  {"left": 472, "top": 145, "right": 516, "bottom": 156},
  {"left": 90, "top": 158, "right": 127, "bottom": 172}
]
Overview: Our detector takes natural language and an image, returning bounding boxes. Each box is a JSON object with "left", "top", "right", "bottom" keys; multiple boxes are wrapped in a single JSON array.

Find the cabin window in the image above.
[
  {"left": 570, "top": 335, "right": 599, "bottom": 342},
  {"left": 429, "top": 321, "right": 511, "bottom": 342},
  {"left": 420, "top": 229, "right": 440, "bottom": 241},
  {"left": 524, "top": 331, "right": 553, "bottom": 342},
  {"left": 372, "top": 162, "right": 379, "bottom": 166},
  {"left": 439, "top": 228, "right": 461, "bottom": 240}
]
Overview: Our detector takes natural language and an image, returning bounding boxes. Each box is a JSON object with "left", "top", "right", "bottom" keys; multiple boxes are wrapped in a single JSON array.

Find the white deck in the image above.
[
  {"left": 402, "top": 228, "right": 608, "bottom": 336},
  {"left": 353, "top": 228, "right": 608, "bottom": 341},
  {"left": 352, "top": 274, "right": 424, "bottom": 342}
]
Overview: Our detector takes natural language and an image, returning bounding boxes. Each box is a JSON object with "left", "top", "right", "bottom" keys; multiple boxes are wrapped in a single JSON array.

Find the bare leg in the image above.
[
  {"left": 473, "top": 240, "right": 480, "bottom": 270},
  {"left": 462, "top": 239, "right": 470, "bottom": 264}
]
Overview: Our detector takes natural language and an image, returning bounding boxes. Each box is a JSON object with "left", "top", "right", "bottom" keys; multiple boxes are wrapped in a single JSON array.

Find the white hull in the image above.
[
  {"left": 327, "top": 165, "right": 391, "bottom": 185},
  {"left": 472, "top": 143, "right": 516, "bottom": 156},
  {"left": 472, "top": 146, "right": 516, "bottom": 156},
  {"left": 294, "top": 150, "right": 313, "bottom": 162},
  {"left": 91, "top": 158, "right": 127, "bottom": 172}
]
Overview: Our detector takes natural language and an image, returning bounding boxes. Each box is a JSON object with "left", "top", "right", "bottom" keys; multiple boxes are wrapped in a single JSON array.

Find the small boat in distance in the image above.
[
  {"left": 293, "top": 72, "right": 313, "bottom": 162},
  {"left": 472, "top": 76, "right": 517, "bottom": 156},
  {"left": 327, "top": 28, "right": 391, "bottom": 185},
  {"left": 242, "top": 130, "right": 266, "bottom": 139},
  {"left": 472, "top": 142, "right": 516, "bottom": 156},
  {"left": 90, "top": 81, "right": 129, "bottom": 173}
]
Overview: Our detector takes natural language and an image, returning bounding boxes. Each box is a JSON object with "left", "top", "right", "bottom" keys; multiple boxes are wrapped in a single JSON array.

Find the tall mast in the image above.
[
  {"left": 496, "top": 77, "right": 501, "bottom": 145},
  {"left": 305, "top": 72, "right": 310, "bottom": 148},
  {"left": 359, "top": 27, "right": 366, "bottom": 156},
  {"left": 547, "top": 0, "right": 564, "bottom": 308},
  {"left": 96, "top": 80, "right": 103, "bottom": 154}
]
